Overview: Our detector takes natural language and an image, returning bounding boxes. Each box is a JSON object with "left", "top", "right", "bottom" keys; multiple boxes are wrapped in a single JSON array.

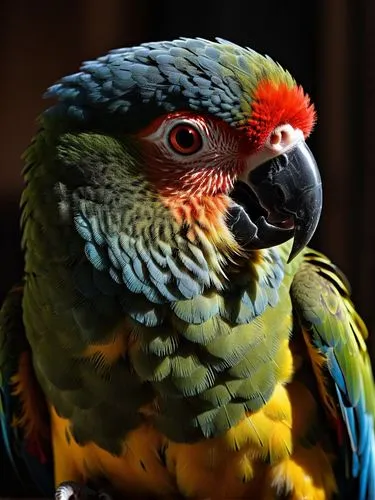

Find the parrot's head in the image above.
[{"left": 35, "top": 38, "right": 321, "bottom": 293}]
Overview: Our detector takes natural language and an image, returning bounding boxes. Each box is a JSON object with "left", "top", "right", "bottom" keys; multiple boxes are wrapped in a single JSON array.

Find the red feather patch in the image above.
[{"left": 244, "top": 80, "right": 316, "bottom": 151}]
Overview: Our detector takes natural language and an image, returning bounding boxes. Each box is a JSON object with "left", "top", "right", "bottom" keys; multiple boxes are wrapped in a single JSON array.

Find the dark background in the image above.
[{"left": 1, "top": 0, "right": 374, "bottom": 496}]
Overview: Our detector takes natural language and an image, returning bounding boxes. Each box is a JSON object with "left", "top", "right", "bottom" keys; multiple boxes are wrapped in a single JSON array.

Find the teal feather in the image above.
[
  {"left": 84, "top": 242, "right": 108, "bottom": 271},
  {"left": 171, "top": 293, "right": 220, "bottom": 324}
]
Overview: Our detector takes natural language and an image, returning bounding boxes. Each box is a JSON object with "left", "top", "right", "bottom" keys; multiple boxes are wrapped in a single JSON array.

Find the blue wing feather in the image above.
[{"left": 292, "top": 250, "right": 375, "bottom": 499}]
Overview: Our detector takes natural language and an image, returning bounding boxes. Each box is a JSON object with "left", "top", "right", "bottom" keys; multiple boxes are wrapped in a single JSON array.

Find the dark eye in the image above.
[{"left": 168, "top": 124, "right": 202, "bottom": 155}]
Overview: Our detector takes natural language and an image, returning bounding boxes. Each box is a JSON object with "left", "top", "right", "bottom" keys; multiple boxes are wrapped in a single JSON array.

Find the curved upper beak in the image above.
[
  {"left": 228, "top": 136, "right": 322, "bottom": 262},
  {"left": 248, "top": 140, "right": 322, "bottom": 262}
]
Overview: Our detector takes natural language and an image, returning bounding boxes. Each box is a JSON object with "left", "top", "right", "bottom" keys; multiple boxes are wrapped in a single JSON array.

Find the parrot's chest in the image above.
[
  {"left": 37, "top": 291, "right": 295, "bottom": 449},
  {"left": 25, "top": 261, "right": 337, "bottom": 498},
  {"left": 29, "top": 277, "right": 336, "bottom": 498},
  {"left": 50, "top": 359, "right": 334, "bottom": 499}
]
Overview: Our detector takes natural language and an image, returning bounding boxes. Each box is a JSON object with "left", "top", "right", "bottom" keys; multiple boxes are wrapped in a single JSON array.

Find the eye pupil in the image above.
[
  {"left": 175, "top": 128, "right": 195, "bottom": 149},
  {"left": 169, "top": 124, "right": 202, "bottom": 155}
]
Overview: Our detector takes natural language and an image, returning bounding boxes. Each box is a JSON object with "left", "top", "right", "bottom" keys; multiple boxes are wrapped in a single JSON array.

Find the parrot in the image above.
[{"left": 1, "top": 36, "right": 375, "bottom": 500}]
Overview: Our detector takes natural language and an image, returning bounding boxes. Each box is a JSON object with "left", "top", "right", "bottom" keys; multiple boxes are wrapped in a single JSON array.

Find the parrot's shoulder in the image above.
[
  {"left": 291, "top": 248, "right": 375, "bottom": 499},
  {"left": 0, "top": 283, "right": 54, "bottom": 496}
]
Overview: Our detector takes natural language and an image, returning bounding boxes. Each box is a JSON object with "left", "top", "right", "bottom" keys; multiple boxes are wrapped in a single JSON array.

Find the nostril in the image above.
[
  {"left": 267, "top": 124, "right": 299, "bottom": 152},
  {"left": 280, "top": 129, "right": 288, "bottom": 142},
  {"left": 270, "top": 130, "right": 282, "bottom": 146}
]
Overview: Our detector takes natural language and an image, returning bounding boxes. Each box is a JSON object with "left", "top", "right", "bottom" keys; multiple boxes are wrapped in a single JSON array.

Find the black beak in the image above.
[{"left": 228, "top": 141, "right": 322, "bottom": 262}]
